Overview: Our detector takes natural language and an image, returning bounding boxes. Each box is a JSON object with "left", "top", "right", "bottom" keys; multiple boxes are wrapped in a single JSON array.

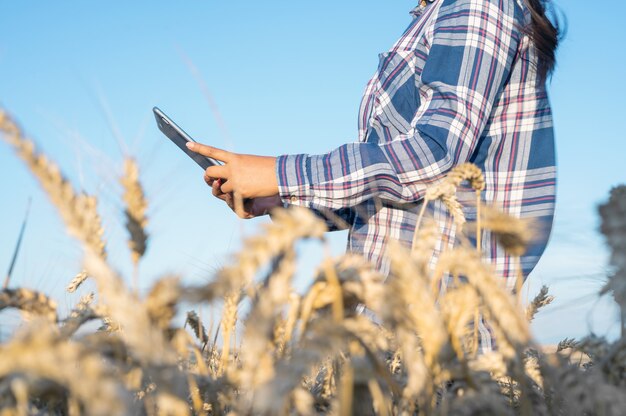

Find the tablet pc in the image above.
[{"left": 153, "top": 107, "right": 221, "bottom": 170}]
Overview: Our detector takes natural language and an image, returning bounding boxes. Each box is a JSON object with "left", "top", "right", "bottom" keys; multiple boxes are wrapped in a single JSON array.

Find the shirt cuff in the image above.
[{"left": 276, "top": 154, "right": 313, "bottom": 207}]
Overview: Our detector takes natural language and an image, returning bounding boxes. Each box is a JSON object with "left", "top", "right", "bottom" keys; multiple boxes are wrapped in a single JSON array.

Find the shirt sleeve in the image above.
[{"left": 276, "top": 0, "right": 522, "bottom": 211}]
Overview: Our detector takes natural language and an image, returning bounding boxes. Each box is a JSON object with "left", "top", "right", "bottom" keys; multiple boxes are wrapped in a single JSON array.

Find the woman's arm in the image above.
[
  {"left": 187, "top": 144, "right": 354, "bottom": 229},
  {"left": 276, "top": 0, "right": 523, "bottom": 211}
]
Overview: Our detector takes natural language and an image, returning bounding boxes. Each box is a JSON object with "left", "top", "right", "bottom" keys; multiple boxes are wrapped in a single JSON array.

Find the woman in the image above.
[{"left": 187, "top": 0, "right": 560, "bottom": 352}]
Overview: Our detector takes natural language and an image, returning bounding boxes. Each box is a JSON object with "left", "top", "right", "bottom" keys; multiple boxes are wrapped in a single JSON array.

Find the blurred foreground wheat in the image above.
[{"left": 1, "top": 108, "right": 626, "bottom": 415}]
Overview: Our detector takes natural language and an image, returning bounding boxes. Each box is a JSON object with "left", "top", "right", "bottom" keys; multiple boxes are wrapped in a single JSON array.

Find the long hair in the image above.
[{"left": 522, "top": 0, "right": 562, "bottom": 81}]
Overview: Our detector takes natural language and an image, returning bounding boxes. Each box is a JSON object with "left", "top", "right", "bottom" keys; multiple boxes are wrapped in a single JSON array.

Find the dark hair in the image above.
[{"left": 522, "top": 0, "right": 563, "bottom": 81}]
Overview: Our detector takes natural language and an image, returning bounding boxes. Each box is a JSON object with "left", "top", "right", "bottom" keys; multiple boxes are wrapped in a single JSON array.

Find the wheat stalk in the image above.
[
  {"left": 437, "top": 248, "right": 530, "bottom": 356},
  {"left": 437, "top": 247, "right": 535, "bottom": 414},
  {"left": 383, "top": 240, "right": 454, "bottom": 410},
  {"left": 0, "top": 321, "right": 134, "bottom": 415},
  {"left": 83, "top": 249, "right": 177, "bottom": 366},
  {"left": 0, "top": 109, "right": 182, "bottom": 374},
  {"left": 0, "top": 109, "right": 107, "bottom": 259},
  {"left": 478, "top": 205, "right": 533, "bottom": 257},
  {"left": 0, "top": 288, "right": 57, "bottom": 322},
  {"left": 121, "top": 158, "right": 148, "bottom": 291},
  {"left": 234, "top": 249, "right": 297, "bottom": 413},
  {"left": 556, "top": 338, "right": 579, "bottom": 353},
  {"left": 3, "top": 106, "right": 626, "bottom": 415},
  {"left": 599, "top": 185, "right": 626, "bottom": 336},
  {"left": 526, "top": 285, "right": 554, "bottom": 322},
  {"left": 186, "top": 311, "right": 209, "bottom": 348},
  {"left": 276, "top": 293, "right": 301, "bottom": 355},
  {"left": 183, "top": 207, "right": 327, "bottom": 304},
  {"left": 439, "top": 285, "right": 481, "bottom": 360},
  {"left": 121, "top": 158, "right": 148, "bottom": 264},
  {"left": 66, "top": 271, "right": 89, "bottom": 293},
  {"left": 60, "top": 293, "right": 100, "bottom": 338},
  {"left": 144, "top": 275, "right": 181, "bottom": 331},
  {"left": 217, "top": 292, "right": 238, "bottom": 376},
  {"left": 415, "top": 163, "right": 486, "bottom": 232}
]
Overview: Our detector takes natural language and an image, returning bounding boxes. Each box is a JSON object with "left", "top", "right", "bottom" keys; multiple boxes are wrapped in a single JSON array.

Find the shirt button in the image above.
[{"left": 290, "top": 195, "right": 298, "bottom": 203}]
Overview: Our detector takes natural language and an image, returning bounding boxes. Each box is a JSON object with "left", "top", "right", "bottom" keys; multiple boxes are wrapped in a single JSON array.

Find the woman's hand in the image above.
[
  {"left": 186, "top": 142, "right": 279, "bottom": 198},
  {"left": 187, "top": 141, "right": 283, "bottom": 218}
]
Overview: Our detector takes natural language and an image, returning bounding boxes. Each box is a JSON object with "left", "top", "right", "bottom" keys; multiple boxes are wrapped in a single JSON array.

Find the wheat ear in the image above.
[
  {"left": 0, "top": 321, "right": 134, "bottom": 415},
  {"left": 120, "top": 157, "right": 148, "bottom": 291},
  {"left": 66, "top": 271, "right": 89, "bottom": 293},
  {"left": 0, "top": 288, "right": 57, "bottom": 322},
  {"left": 240, "top": 249, "right": 296, "bottom": 392},
  {"left": 186, "top": 311, "right": 209, "bottom": 348},
  {"left": 0, "top": 108, "right": 106, "bottom": 259},
  {"left": 437, "top": 248, "right": 530, "bottom": 356},
  {"left": 526, "top": 285, "right": 554, "bottom": 322},
  {"left": 417, "top": 163, "right": 486, "bottom": 229},
  {"left": 599, "top": 185, "right": 626, "bottom": 336},
  {"left": 217, "top": 293, "right": 238, "bottom": 376}
]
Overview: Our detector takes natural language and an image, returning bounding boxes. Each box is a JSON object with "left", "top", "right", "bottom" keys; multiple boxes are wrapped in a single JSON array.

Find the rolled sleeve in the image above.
[
  {"left": 276, "top": 153, "right": 355, "bottom": 231},
  {"left": 276, "top": 154, "right": 312, "bottom": 207}
]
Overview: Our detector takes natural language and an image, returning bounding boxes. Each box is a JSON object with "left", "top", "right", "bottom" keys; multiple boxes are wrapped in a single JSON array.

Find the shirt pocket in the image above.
[{"left": 367, "top": 49, "right": 420, "bottom": 143}]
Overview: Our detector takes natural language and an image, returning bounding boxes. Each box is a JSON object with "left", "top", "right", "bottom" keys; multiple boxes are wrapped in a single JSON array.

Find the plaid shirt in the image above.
[{"left": 276, "top": 0, "right": 556, "bottom": 352}]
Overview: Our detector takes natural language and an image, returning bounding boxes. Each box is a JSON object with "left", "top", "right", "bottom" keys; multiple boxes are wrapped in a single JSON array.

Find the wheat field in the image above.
[{"left": 1, "top": 107, "right": 625, "bottom": 416}]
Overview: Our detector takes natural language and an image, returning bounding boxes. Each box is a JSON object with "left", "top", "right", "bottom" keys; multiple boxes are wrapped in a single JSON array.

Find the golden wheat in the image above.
[
  {"left": 3, "top": 108, "right": 626, "bottom": 415},
  {"left": 185, "top": 310, "right": 209, "bottom": 347},
  {"left": 526, "top": 285, "right": 554, "bottom": 322},
  {"left": 0, "top": 109, "right": 106, "bottom": 259},
  {"left": 121, "top": 157, "right": 148, "bottom": 273},
  {"left": 0, "top": 288, "right": 57, "bottom": 322},
  {"left": 66, "top": 270, "right": 89, "bottom": 293}
]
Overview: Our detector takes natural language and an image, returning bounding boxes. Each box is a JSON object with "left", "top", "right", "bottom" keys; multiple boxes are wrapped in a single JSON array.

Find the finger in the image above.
[
  {"left": 224, "top": 193, "right": 234, "bottom": 210},
  {"left": 232, "top": 193, "right": 248, "bottom": 219},
  {"left": 186, "top": 142, "right": 232, "bottom": 163},
  {"left": 220, "top": 180, "right": 234, "bottom": 194},
  {"left": 205, "top": 174, "right": 221, "bottom": 188},
  {"left": 205, "top": 165, "right": 229, "bottom": 181},
  {"left": 212, "top": 180, "right": 222, "bottom": 197},
  {"left": 212, "top": 180, "right": 229, "bottom": 201},
  {"left": 205, "top": 177, "right": 215, "bottom": 186}
]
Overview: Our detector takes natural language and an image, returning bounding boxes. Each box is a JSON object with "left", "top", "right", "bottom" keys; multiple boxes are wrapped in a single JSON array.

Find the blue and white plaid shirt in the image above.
[{"left": 276, "top": 0, "right": 556, "bottom": 351}]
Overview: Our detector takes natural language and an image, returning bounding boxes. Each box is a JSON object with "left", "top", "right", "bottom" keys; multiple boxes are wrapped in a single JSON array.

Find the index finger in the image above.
[{"left": 186, "top": 142, "right": 232, "bottom": 163}]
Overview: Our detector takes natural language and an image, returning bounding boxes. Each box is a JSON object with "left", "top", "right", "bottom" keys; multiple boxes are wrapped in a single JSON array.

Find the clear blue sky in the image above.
[{"left": 0, "top": 1, "right": 625, "bottom": 344}]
